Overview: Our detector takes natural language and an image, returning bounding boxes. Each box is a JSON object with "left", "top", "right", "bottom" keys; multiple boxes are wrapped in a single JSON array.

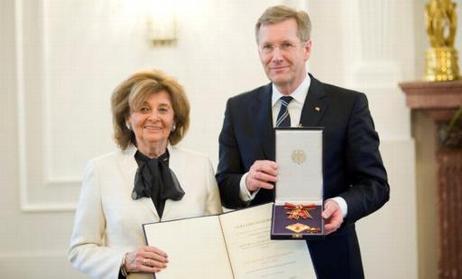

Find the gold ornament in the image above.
[{"left": 424, "top": 0, "right": 460, "bottom": 81}]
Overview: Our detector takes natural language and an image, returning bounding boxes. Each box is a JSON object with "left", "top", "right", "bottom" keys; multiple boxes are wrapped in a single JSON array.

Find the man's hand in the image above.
[
  {"left": 322, "top": 199, "right": 344, "bottom": 235},
  {"left": 245, "top": 160, "right": 278, "bottom": 192}
]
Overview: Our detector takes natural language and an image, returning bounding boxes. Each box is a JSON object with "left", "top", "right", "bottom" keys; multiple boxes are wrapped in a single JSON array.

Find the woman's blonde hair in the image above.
[{"left": 111, "top": 69, "right": 190, "bottom": 149}]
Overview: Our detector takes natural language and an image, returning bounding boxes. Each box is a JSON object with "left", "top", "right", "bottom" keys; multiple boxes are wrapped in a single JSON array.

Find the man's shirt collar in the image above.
[{"left": 271, "top": 74, "right": 311, "bottom": 107}]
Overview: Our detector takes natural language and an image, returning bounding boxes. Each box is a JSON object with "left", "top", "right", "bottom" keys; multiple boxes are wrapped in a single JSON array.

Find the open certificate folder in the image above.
[{"left": 143, "top": 203, "right": 316, "bottom": 279}]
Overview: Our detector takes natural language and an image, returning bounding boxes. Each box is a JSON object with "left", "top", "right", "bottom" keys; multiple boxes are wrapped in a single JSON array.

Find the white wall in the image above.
[
  {"left": 0, "top": 1, "right": 85, "bottom": 278},
  {"left": 4, "top": 0, "right": 455, "bottom": 277}
]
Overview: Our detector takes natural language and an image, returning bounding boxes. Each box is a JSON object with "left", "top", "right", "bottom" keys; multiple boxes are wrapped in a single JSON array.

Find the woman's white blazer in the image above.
[{"left": 68, "top": 145, "right": 222, "bottom": 279}]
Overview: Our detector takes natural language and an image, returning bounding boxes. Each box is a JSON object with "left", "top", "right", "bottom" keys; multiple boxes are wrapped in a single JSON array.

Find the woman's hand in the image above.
[{"left": 124, "top": 246, "right": 168, "bottom": 274}]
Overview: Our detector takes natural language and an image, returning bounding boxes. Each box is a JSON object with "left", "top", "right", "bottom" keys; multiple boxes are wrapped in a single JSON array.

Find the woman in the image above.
[{"left": 68, "top": 69, "right": 222, "bottom": 279}]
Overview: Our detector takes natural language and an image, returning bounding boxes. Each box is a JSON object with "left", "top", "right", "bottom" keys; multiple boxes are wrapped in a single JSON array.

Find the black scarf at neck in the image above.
[{"left": 132, "top": 150, "right": 185, "bottom": 218}]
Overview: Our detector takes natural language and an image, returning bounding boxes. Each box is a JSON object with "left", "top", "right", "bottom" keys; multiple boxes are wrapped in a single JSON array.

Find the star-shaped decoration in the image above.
[
  {"left": 284, "top": 202, "right": 315, "bottom": 220},
  {"left": 286, "top": 223, "right": 310, "bottom": 233}
]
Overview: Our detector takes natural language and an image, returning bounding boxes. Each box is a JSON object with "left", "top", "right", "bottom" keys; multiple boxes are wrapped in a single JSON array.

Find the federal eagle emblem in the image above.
[{"left": 291, "top": 149, "right": 306, "bottom": 165}]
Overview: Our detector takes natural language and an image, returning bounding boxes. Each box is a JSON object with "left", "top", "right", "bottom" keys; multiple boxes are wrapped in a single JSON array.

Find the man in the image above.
[{"left": 216, "top": 5, "right": 389, "bottom": 278}]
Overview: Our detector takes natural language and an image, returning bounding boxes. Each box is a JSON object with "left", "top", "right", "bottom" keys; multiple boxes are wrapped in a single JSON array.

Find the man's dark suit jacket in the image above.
[{"left": 216, "top": 75, "right": 390, "bottom": 279}]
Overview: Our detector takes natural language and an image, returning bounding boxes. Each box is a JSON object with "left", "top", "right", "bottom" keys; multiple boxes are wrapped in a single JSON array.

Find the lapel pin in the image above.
[{"left": 315, "top": 106, "right": 320, "bottom": 112}]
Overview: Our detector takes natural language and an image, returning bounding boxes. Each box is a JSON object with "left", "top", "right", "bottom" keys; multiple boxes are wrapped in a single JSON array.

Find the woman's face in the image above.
[{"left": 128, "top": 90, "right": 175, "bottom": 153}]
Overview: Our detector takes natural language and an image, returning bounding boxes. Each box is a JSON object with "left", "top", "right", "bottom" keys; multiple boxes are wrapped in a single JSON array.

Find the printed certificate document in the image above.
[{"left": 143, "top": 203, "right": 316, "bottom": 279}]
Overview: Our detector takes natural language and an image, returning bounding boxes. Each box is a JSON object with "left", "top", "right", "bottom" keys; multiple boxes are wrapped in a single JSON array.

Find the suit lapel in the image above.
[
  {"left": 120, "top": 146, "right": 159, "bottom": 218},
  {"left": 300, "top": 75, "right": 328, "bottom": 127},
  {"left": 255, "top": 77, "right": 328, "bottom": 160},
  {"left": 253, "top": 84, "right": 275, "bottom": 160},
  {"left": 229, "top": 76, "right": 327, "bottom": 205}
]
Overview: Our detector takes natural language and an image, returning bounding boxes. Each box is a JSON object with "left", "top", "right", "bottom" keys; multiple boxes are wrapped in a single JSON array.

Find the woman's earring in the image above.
[
  {"left": 125, "top": 122, "right": 131, "bottom": 130},
  {"left": 171, "top": 123, "right": 176, "bottom": 132}
]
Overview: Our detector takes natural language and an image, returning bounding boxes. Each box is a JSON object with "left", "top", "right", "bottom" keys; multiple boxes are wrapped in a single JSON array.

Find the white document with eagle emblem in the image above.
[{"left": 275, "top": 128, "right": 323, "bottom": 204}]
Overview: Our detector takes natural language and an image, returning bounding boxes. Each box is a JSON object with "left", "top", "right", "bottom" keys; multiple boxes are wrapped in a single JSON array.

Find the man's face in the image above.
[{"left": 257, "top": 19, "right": 311, "bottom": 94}]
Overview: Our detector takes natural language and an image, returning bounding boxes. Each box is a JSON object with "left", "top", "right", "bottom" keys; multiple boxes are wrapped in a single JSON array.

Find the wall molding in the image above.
[{"left": 15, "top": 0, "right": 80, "bottom": 212}]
